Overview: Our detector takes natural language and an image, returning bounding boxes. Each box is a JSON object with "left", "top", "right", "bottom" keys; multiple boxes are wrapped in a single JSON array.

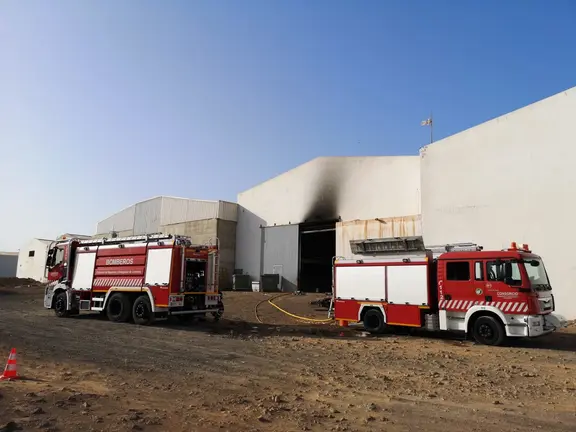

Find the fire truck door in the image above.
[
  {"left": 441, "top": 260, "right": 478, "bottom": 312},
  {"left": 483, "top": 259, "right": 524, "bottom": 305}
]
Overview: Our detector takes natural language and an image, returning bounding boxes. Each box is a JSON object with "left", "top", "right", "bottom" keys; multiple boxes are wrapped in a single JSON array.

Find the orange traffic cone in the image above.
[{"left": 0, "top": 348, "right": 18, "bottom": 381}]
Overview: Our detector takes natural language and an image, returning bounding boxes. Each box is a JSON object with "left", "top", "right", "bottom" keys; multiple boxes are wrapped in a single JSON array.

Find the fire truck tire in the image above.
[
  {"left": 363, "top": 309, "right": 386, "bottom": 334},
  {"left": 54, "top": 292, "right": 69, "bottom": 318},
  {"left": 472, "top": 316, "right": 506, "bottom": 346},
  {"left": 106, "top": 293, "right": 132, "bottom": 323},
  {"left": 132, "top": 295, "right": 155, "bottom": 325}
]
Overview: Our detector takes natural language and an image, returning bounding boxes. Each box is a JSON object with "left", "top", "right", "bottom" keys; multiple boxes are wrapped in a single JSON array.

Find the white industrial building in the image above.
[
  {"left": 95, "top": 196, "right": 238, "bottom": 289},
  {"left": 421, "top": 86, "right": 576, "bottom": 319},
  {"left": 235, "top": 85, "right": 576, "bottom": 319},
  {"left": 16, "top": 234, "right": 91, "bottom": 282},
  {"left": 235, "top": 156, "right": 421, "bottom": 292},
  {"left": 16, "top": 239, "right": 53, "bottom": 282}
]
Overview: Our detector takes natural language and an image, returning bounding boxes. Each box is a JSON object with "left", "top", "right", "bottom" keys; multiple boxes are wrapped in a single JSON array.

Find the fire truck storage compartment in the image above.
[
  {"left": 71, "top": 252, "right": 97, "bottom": 290},
  {"left": 299, "top": 221, "right": 336, "bottom": 293},
  {"left": 185, "top": 259, "right": 206, "bottom": 292},
  {"left": 144, "top": 248, "right": 173, "bottom": 285},
  {"left": 335, "top": 262, "right": 429, "bottom": 306},
  {"left": 387, "top": 264, "right": 428, "bottom": 305},
  {"left": 335, "top": 266, "right": 386, "bottom": 300}
]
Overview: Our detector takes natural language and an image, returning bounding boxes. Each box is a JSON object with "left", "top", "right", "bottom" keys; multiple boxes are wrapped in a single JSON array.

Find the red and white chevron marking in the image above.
[
  {"left": 438, "top": 299, "right": 528, "bottom": 313},
  {"left": 93, "top": 278, "right": 143, "bottom": 287}
]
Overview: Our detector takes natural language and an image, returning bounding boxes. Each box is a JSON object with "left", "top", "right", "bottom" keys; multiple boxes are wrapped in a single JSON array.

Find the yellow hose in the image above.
[{"left": 267, "top": 293, "right": 334, "bottom": 323}]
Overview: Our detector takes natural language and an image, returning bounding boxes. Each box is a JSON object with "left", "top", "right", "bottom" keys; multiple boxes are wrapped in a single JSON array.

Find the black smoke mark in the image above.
[{"left": 302, "top": 160, "right": 343, "bottom": 223}]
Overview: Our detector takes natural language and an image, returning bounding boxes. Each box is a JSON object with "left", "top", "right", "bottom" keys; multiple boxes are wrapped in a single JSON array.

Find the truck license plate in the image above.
[{"left": 169, "top": 295, "right": 184, "bottom": 307}]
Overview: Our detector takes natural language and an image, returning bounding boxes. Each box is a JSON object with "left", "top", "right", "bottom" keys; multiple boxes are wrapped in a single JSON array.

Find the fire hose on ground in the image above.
[{"left": 254, "top": 293, "right": 334, "bottom": 324}]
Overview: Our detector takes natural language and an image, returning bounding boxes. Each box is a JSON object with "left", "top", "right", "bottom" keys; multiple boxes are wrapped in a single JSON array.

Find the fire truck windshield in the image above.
[{"left": 523, "top": 258, "right": 551, "bottom": 290}]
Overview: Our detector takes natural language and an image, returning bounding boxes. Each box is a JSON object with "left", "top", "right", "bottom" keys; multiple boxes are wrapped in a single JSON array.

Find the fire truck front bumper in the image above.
[{"left": 525, "top": 313, "right": 568, "bottom": 338}]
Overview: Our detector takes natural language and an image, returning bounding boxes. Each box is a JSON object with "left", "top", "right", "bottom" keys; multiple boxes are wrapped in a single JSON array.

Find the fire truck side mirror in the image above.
[{"left": 46, "top": 250, "right": 54, "bottom": 267}]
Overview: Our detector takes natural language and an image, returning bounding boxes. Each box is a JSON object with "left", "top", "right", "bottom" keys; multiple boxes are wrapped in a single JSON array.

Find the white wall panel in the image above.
[
  {"left": 96, "top": 205, "right": 136, "bottom": 235},
  {"left": 133, "top": 197, "right": 162, "bottom": 235},
  {"left": 219, "top": 201, "right": 238, "bottom": 222},
  {"left": 186, "top": 200, "right": 219, "bottom": 222},
  {"left": 421, "top": 86, "right": 576, "bottom": 318},
  {"left": 160, "top": 197, "right": 190, "bottom": 226},
  {"left": 238, "top": 156, "right": 420, "bottom": 226}
]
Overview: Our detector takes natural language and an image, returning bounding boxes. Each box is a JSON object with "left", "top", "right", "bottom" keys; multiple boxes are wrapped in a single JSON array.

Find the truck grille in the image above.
[{"left": 539, "top": 298, "right": 553, "bottom": 312}]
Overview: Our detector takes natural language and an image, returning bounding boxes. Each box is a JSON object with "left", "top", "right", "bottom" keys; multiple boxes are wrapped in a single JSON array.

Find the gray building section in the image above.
[
  {"left": 0, "top": 252, "right": 18, "bottom": 278},
  {"left": 95, "top": 196, "right": 238, "bottom": 289},
  {"left": 262, "top": 225, "right": 299, "bottom": 292}
]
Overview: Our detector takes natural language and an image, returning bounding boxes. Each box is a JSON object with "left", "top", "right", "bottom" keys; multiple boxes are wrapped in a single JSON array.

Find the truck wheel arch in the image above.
[
  {"left": 102, "top": 288, "right": 156, "bottom": 313},
  {"left": 465, "top": 306, "right": 507, "bottom": 335},
  {"left": 49, "top": 284, "right": 69, "bottom": 309},
  {"left": 359, "top": 304, "right": 387, "bottom": 323}
]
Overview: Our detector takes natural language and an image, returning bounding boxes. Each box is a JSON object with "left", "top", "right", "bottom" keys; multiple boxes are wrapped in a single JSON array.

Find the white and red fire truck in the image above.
[
  {"left": 333, "top": 237, "right": 568, "bottom": 346},
  {"left": 43, "top": 233, "right": 223, "bottom": 325}
]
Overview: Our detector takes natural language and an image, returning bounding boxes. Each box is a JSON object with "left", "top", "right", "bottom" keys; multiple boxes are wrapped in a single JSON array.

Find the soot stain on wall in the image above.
[{"left": 302, "top": 162, "right": 343, "bottom": 222}]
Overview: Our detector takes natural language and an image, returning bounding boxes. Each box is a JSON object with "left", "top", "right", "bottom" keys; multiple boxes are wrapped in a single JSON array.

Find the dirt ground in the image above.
[{"left": 0, "top": 279, "right": 575, "bottom": 432}]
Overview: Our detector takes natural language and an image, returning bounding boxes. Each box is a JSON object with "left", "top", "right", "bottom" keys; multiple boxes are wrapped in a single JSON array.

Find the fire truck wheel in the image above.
[
  {"left": 132, "top": 295, "right": 155, "bottom": 325},
  {"left": 106, "top": 293, "right": 132, "bottom": 323},
  {"left": 54, "top": 292, "right": 69, "bottom": 318},
  {"left": 363, "top": 309, "right": 386, "bottom": 334},
  {"left": 472, "top": 316, "right": 505, "bottom": 346}
]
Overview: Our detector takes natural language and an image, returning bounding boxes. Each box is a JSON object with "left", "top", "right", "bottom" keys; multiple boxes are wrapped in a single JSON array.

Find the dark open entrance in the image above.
[{"left": 298, "top": 220, "right": 336, "bottom": 292}]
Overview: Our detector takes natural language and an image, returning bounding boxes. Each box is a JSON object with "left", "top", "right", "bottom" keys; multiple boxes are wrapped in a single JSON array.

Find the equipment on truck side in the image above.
[
  {"left": 333, "top": 237, "right": 568, "bottom": 346},
  {"left": 43, "top": 233, "right": 223, "bottom": 325}
]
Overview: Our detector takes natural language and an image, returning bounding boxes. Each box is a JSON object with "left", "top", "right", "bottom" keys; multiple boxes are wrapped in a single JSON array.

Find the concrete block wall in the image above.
[{"left": 161, "top": 219, "right": 236, "bottom": 290}]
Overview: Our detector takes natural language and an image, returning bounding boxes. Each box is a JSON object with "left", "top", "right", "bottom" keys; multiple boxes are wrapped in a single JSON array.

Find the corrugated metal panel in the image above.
[
  {"left": 186, "top": 200, "right": 219, "bottom": 221},
  {"left": 336, "top": 215, "right": 422, "bottom": 259},
  {"left": 133, "top": 198, "right": 162, "bottom": 235},
  {"left": 218, "top": 201, "right": 238, "bottom": 222},
  {"left": 96, "top": 205, "right": 136, "bottom": 235},
  {"left": 262, "top": 224, "right": 299, "bottom": 292},
  {"left": 160, "top": 197, "right": 190, "bottom": 226}
]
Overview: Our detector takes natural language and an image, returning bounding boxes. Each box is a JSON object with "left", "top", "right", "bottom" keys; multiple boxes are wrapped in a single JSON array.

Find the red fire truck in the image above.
[
  {"left": 333, "top": 237, "right": 568, "bottom": 346},
  {"left": 43, "top": 233, "right": 223, "bottom": 325}
]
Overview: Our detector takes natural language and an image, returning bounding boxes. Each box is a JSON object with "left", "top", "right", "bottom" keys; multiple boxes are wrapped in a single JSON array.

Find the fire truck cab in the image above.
[
  {"left": 333, "top": 237, "right": 568, "bottom": 346},
  {"left": 43, "top": 233, "right": 223, "bottom": 325}
]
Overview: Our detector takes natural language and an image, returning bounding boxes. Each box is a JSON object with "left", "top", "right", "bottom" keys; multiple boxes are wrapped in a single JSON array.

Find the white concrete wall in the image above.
[
  {"left": 236, "top": 156, "right": 421, "bottom": 280},
  {"left": 421, "top": 86, "right": 576, "bottom": 319},
  {"left": 16, "top": 239, "right": 52, "bottom": 282}
]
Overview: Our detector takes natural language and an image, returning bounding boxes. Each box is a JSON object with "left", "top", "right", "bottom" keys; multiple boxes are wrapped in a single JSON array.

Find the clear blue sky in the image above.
[{"left": 1, "top": 0, "right": 575, "bottom": 251}]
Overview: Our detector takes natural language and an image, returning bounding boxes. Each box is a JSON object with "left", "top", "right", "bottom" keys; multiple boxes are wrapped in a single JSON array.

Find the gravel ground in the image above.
[{"left": 0, "top": 279, "right": 575, "bottom": 432}]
